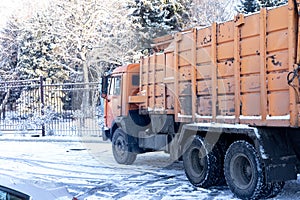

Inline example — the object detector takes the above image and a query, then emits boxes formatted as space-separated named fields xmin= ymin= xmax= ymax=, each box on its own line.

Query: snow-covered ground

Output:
xmin=0 ymin=135 xmax=299 ymax=200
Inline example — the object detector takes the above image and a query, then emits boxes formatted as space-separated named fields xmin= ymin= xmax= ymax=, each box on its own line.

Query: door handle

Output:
xmin=117 ymin=105 xmax=121 ymax=109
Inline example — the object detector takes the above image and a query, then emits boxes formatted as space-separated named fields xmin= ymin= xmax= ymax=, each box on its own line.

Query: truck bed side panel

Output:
xmin=139 ymin=3 xmax=299 ymax=127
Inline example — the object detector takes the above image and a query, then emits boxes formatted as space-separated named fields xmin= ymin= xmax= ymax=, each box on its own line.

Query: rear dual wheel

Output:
xmin=183 ymin=138 xmax=284 ymax=199
xmin=182 ymin=135 xmax=225 ymax=188
xmin=224 ymin=141 xmax=284 ymax=200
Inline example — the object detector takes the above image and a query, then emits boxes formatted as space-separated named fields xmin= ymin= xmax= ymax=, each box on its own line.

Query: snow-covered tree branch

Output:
xmin=1 ymin=0 xmax=138 ymax=84
xmin=187 ymin=0 xmax=238 ymax=27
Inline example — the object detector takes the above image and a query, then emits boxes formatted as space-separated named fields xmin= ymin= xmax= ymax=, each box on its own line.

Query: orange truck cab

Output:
xmin=101 ymin=64 xmax=140 ymax=129
xmin=101 ymin=64 xmax=150 ymax=142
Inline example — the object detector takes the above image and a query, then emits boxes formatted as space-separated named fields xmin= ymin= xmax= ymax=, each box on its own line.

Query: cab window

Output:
xmin=132 ymin=75 xmax=139 ymax=86
xmin=108 ymin=76 xmax=121 ymax=96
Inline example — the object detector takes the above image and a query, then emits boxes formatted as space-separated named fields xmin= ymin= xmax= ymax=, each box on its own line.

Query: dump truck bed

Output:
xmin=138 ymin=2 xmax=300 ymax=127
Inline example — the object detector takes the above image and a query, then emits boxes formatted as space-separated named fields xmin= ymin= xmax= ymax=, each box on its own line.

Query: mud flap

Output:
xmin=289 ymin=131 xmax=300 ymax=162
xmin=102 ymin=128 xmax=110 ymax=141
xmin=265 ymin=164 xmax=297 ymax=182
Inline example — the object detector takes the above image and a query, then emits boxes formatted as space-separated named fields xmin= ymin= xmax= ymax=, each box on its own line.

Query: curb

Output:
xmin=0 ymin=135 xmax=106 ymax=143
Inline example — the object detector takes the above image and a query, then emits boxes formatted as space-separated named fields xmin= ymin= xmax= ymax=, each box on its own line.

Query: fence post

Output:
xmin=40 ymin=76 xmax=45 ymax=136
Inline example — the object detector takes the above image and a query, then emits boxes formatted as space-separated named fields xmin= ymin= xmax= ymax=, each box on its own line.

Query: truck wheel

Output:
xmin=112 ymin=128 xmax=137 ymax=165
xmin=182 ymin=135 xmax=222 ymax=188
xmin=224 ymin=141 xmax=264 ymax=200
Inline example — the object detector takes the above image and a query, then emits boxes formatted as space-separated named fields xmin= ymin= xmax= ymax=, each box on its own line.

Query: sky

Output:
xmin=0 ymin=0 xmax=48 ymax=27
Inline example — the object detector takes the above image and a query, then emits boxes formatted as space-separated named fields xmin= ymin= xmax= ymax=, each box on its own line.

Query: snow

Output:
xmin=216 ymin=116 xmax=236 ymax=119
xmin=240 ymin=114 xmax=291 ymax=120
xmin=239 ymin=115 xmax=262 ymax=120
xmin=189 ymin=122 xmax=256 ymax=130
xmin=0 ymin=0 xmax=48 ymax=27
xmin=0 ymin=135 xmax=299 ymax=199
xmin=266 ymin=114 xmax=290 ymax=120
xmin=195 ymin=115 xmax=213 ymax=119
xmin=177 ymin=113 xmax=192 ymax=118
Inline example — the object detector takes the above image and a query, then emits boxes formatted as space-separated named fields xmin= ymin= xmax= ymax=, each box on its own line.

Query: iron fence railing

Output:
xmin=0 ymin=77 xmax=103 ymax=136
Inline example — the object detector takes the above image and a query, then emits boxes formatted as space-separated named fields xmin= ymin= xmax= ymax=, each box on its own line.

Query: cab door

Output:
xmin=106 ymin=75 xmax=122 ymax=127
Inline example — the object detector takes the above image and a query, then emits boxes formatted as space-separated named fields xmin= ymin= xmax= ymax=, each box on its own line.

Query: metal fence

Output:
xmin=0 ymin=77 xmax=103 ymax=136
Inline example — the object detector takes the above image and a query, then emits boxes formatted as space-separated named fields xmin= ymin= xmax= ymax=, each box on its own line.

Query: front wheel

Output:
xmin=112 ymin=128 xmax=137 ymax=165
xmin=224 ymin=141 xmax=264 ymax=200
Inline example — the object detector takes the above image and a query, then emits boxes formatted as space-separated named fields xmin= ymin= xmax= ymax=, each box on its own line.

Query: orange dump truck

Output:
xmin=101 ymin=0 xmax=300 ymax=199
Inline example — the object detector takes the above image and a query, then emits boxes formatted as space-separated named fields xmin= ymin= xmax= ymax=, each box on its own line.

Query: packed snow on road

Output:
xmin=0 ymin=135 xmax=299 ymax=200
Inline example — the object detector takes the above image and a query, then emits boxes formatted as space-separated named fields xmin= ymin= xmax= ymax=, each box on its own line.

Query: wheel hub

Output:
xmin=190 ymin=147 xmax=206 ymax=177
xmin=116 ymin=137 xmax=126 ymax=156
xmin=231 ymin=153 xmax=254 ymax=190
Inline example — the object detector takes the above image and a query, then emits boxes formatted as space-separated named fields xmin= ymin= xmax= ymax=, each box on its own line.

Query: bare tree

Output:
xmin=0 ymin=0 xmax=138 ymax=118
xmin=16 ymin=0 xmax=137 ymax=84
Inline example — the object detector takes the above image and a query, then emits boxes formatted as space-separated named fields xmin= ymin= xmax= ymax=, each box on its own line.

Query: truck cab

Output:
xmin=101 ymin=64 xmax=141 ymax=140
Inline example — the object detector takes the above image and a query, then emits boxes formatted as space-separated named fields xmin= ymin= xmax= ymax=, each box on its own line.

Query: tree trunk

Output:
xmin=0 ymin=89 xmax=10 ymax=119
xmin=82 ymin=57 xmax=91 ymax=118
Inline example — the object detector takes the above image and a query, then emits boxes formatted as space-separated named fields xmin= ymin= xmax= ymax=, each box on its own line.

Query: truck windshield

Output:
xmin=108 ymin=76 xmax=121 ymax=96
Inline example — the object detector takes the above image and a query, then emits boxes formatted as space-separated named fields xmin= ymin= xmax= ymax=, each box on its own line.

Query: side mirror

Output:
xmin=100 ymin=75 xmax=109 ymax=99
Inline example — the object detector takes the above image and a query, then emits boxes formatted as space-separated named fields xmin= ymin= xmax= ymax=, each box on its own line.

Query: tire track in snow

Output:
xmin=0 ymin=141 xmax=232 ymax=200
xmin=0 ymin=154 xmax=188 ymax=199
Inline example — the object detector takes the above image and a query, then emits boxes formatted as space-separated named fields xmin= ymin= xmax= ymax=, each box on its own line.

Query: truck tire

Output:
xmin=112 ymin=128 xmax=137 ymax=165
xmin=183 ymin=135 xmax=222 ymax=188
xmin=224 ymin=141 xmax=264 ymax=200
